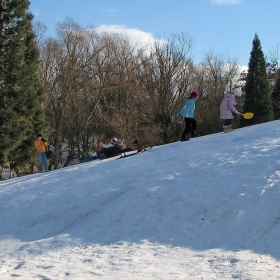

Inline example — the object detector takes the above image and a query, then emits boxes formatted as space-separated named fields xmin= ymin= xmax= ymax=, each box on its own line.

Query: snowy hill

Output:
xmin=1 ymin=121 xmax=280 ymax=279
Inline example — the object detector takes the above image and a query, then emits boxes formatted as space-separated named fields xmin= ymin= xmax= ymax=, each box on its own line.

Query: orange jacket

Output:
xmin=34 ymin=138 xmax=48 ymax=153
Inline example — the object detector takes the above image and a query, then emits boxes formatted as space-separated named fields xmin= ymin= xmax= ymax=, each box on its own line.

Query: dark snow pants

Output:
xmin=181 ymin=118 xmax=197 ymax=140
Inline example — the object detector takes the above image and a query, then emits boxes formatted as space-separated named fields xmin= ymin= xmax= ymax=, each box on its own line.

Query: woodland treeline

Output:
xmin=1 ymin=0 xmax=280 ymax=175
xmin=37 ymin=19 xmax=280 ymax=169
xmin=36 ymin=19 xmax=245 ymax=168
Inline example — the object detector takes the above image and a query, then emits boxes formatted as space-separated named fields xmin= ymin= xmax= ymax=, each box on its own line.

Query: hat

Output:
xmin=37 ymin=134 xmax=42 ymax=138
xmin=232 ymin=88 xmax=242 ymax=96
xmin=190 ymin=91 xmax=200 ymax=98
xmin=111 ymin=137 xmax=118 ymax=143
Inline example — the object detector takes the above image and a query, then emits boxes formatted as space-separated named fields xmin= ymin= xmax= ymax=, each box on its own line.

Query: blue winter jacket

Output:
xmin=179 ymin=98 xmax=196 ymax=118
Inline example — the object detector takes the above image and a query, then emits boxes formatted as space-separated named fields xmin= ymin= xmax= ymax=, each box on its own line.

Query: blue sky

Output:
xmin=29 ymin=0 xmax=280 ymax=66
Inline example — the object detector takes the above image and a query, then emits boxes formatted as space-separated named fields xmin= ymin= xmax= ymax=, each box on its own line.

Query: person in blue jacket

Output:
xmin=179 ymin=90 xmax=200 ymax=141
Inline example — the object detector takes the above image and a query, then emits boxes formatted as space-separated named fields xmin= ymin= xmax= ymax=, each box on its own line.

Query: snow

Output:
xmin=1 ymin=121 xmax=280 ymax=279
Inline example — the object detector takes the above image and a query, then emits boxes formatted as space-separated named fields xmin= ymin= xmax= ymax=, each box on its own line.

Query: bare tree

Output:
xmin=89 ymin=32 xmax=159 ymax=146
xmin=266 ymin=44 xmax=280 ymax=88
xmin=136 ymin=33 xmax=195 ymax=143
xmin=194 ymin=51 xmax=240 ymax=135
xmin=32 ymin=21 xmax=47 ymax=47
xmin=39 ymin=18 xmax=105 ymax=167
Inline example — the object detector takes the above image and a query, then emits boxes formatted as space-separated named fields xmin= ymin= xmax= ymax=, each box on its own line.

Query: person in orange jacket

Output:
xmin=34 ymin=134 xmax=49 ymax=172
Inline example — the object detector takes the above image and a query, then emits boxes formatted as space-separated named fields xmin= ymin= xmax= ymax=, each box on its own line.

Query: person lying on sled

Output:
xmin=81 ymin=137 xmax=125 ymax=162
xmin=97 ymin=137 xmax=125 ymax=159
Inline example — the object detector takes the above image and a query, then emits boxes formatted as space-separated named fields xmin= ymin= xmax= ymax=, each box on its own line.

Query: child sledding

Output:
xmin=80 ymin=138 xmax=150 ymax=163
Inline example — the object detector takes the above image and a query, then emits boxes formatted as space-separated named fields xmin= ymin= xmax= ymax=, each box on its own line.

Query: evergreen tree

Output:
xmin=241 ymin=34 xmax=274 ymax=127
xmin=271 ymin=75 xmax=280 ymax=120
xmin=0 ymin=0 xmax=47 ymax=168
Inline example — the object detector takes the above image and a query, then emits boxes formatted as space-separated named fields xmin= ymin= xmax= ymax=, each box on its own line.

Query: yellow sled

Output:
xmin=240 ymin=112 xmax=254 ymax=119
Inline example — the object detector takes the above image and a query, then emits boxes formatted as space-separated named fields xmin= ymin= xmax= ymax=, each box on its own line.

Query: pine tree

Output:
xmin=241 ymin=34 xmax=274 ymax=127
xmin=0 ymin=0 xmax=47 ymax=169
xmin=271 ymin=75 xmax=280 ymax=120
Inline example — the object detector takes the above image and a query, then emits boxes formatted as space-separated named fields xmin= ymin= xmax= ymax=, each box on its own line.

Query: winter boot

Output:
xmin=191 ymin=131 xmax=198 ymax=137
xmin=181 ymin=133 xmax=190 ymax=141
xmin=228 ymin=125 xmax=234 ymax=132
xmin=223 ymin=125 xmax=229 ymax=133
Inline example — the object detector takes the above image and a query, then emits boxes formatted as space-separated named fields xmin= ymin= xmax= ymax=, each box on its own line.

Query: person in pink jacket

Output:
xmin=220 ymin=88 xmax=242 ymax=132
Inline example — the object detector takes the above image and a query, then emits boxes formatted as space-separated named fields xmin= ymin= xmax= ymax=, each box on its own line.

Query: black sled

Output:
xmin=117 ymin=140 xmax=152 ymax=159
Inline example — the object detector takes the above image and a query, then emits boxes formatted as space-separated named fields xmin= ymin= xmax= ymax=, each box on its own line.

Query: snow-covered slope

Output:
xmin=1 ymin=121 xmax=280 ymax=279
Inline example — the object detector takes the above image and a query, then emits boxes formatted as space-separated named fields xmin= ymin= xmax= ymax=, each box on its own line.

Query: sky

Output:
xmin=28 ymin=0 xmax=280 ymax=67
xmin=1 ymin=120 xmax=280 ymax=279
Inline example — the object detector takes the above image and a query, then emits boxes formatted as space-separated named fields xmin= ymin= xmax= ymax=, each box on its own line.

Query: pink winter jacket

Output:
xmin=220 ymin=92 xmax=239 ymax=120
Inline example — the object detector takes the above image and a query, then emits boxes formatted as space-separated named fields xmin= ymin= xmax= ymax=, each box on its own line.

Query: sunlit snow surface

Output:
xmin=1 ymin=121 xmax=280 ymax=279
